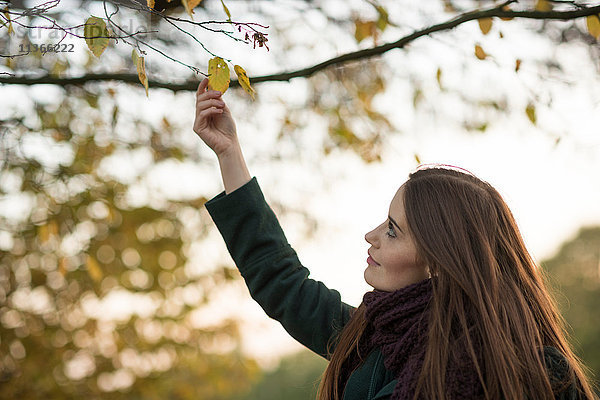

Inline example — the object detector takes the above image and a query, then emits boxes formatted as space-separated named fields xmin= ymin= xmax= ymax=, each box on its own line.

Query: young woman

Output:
xmin=193 ymin=78 xmax=597 ymax=400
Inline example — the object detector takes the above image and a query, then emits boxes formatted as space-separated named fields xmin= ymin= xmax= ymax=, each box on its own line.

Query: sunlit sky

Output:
xmin=2 ymin=0 xmax=600 ymax=370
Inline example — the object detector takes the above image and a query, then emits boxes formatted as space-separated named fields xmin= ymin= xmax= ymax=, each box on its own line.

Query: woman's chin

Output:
xmin=364 ymin=266 xmax=379 ymax=289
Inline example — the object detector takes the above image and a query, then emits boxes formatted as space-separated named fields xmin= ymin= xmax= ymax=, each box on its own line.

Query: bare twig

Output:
xmin=101 ymin=0 xmax=204 ymax=74
xmin=1 ymin=1 xmax=600 ymax=91
xmin=0 ymin=72 xmax=205 ymax=90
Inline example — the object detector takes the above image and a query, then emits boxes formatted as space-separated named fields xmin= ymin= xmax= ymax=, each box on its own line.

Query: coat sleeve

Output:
xmin=371 ymin=380 xmax=396 ymax=400
xmin=205 ymin=177 xmax=355 ymax=358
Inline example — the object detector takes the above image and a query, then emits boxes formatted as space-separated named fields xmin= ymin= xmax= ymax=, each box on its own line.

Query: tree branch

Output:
xmin=1 ymin=2 xmax=599 ymax=91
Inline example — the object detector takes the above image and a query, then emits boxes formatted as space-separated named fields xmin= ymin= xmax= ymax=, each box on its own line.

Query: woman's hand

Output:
xmin=193 ymin=78 xmax=238 ymax=157
xmin=193 ymin=78 xmax=251 ymax=194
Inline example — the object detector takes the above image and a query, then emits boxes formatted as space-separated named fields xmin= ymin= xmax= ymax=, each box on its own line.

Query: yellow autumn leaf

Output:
xmin=50 ymin=59 xmax=69 ymax=77
xmin=436 ymin=67 xmax=442 ymax=89
xmin=414 ymin=154 xmax=421 ymax=165
xmin=208 ymin=57 xmax=230 ymax=93
xmin=474 ymin=44 xmax=487 ymax=60
xmin=535 ymin=0 xmax=552 ymax=12
xmin=3 ymin=11 xmax=14 ymax=36
xmin=526 ymin=103 xmax=536 ymax=125
xmin=38 ymin=224 xmax=49 ymax=243
xmin=86 ymin=254 xmax=103 ymax=282
xmin=188 ymin=0 xmax=203 ymax=9
xmin=84 ymin=16 xmax=110 ymax=58
xmin=182 ymin=0 xmax=192 ymax=18
xmin=49 ymin=220 xmax=59 ymax=236
xmin=375 ymin=5 xmax=389 ymax=31
xmin=181 ymin=0 xmax=203 ymax=18
xmin=221 ymin=0 xmax=232 ymax=21
xmin=443 ymin=0 xmax=456 ymax=13
xmin=586 ymin=15 xmax=600 ymax=39
xmin=478 ymin=18 xmax=492 ymax=35
xmin=234 ymin=65 xmax=255 ymax=100
xmin=147 ymin=0 xmax=155 ymax=8
xmin=132 ymin=49 xmax=149 ymax=97
xmin=354 ymin=20 xmax=376 ymax=43
xmin=38 ymin=220 xmax=58 ymax=243
xmin=58 ymin=257 xmax=68 ymax=276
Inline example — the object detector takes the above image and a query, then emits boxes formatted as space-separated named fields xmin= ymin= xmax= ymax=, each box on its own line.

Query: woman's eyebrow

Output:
xmin=388 ymin=216 xmax=403 ymax=232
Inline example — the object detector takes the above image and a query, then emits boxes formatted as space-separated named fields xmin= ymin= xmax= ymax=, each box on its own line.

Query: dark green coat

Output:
xmin=205 ymin=178 xmax=581 ymax=400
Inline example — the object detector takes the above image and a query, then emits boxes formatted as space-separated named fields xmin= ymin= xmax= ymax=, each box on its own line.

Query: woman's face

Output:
xmin=364 ymin=185 xmax=429 ymax=292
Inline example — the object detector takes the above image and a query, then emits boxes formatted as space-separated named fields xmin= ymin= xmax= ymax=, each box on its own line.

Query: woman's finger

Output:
xmin=197 ymin=78 xmax=208 ymax=95
xmin=196 ymin=89 xmax=223 ymax=103
xmin=196 ymin=107 xmax=224 ymax=125
xmin=196 ymin=98 xmax=225 ymax=113
xmin=194 ymin=106 xmax=223 ymax=129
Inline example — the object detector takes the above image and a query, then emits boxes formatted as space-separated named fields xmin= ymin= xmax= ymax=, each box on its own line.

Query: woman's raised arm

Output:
xmin=193 ymin=78 xmax=250 ymax=194
xmin=194 ymin=79 xmax=354 ymax=357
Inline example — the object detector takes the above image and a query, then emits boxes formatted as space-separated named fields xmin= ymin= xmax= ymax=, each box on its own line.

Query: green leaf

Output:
xmin=84 ymin=16 xmax=109 ymax=58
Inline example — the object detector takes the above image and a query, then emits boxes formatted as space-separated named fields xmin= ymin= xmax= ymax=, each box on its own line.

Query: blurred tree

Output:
xmin=234 ymin=350 xmax=327 ymax=400
xmin=1 ymin=0 xmax=600 ymax=398
xmin=1 ymin=0 xmax=600 ymax=161
xmin=2 ymin=0 xmax=600 ymax=89
xmin=541 ymin=226 xmax=600 ymax=390
xmin=0 ymin=89 xmax=260 ymax=398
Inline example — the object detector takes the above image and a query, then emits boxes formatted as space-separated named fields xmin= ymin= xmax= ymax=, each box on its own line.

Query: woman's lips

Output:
xmin=367 ymin=255 xmax=380 ymax=266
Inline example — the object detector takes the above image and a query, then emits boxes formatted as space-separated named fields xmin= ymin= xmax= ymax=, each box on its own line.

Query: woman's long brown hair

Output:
xmin=317 ymin=166 xmax=596 ymax=400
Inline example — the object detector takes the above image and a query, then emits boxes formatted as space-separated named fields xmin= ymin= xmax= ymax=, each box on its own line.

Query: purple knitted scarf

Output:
xmin=342 ymin=278 xmax=484 ymax=400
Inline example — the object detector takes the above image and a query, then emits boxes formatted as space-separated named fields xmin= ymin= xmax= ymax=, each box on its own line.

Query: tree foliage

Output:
xmin=2 ymin=0 xmax=600 ymax=159
xmin=542 ymin=227 xmax=600 ymax=387
xmin=234 ymin=350 xmax=327 ymax=400
xmin=0 ymin=89 xmax=260 ymax=398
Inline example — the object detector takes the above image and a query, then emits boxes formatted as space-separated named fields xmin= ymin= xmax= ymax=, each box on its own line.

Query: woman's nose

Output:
xmin=365 ymin=226 xmax=378 ymax=246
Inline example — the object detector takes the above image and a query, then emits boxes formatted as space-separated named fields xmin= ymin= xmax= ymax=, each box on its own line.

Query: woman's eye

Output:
xmin=386 ymin=222 xmax=396 ymax=238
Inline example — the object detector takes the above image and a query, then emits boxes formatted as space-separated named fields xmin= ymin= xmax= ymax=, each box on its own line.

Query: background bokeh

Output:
xmin=1 ymin=0 xmax=599 ymax=398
